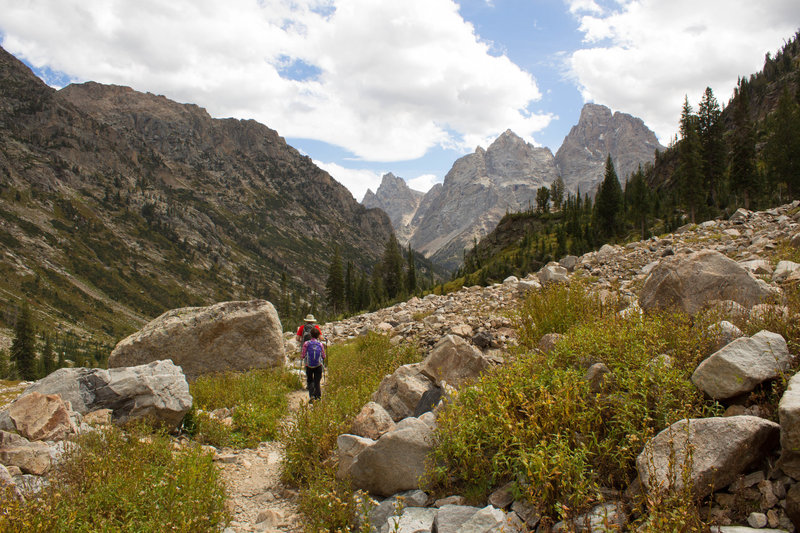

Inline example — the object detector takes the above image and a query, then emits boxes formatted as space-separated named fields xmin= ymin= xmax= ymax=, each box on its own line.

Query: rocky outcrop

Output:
xmin=7 ymin=392 xmax=76 ymax=442
xmin=362 ymin=173 xmax=424 ymax=245
xmin=419 ymin=334 xmax=491 ymax=388
xmin=555 ymin=103 xmax=663 ymax=195
xmin=371 ymin=364 xmax=437 ymax=422
xmin=109 ymin=300 xmax=284 ymax=380
xmin=408 ymin=130 xmax=559 ymax=270
xmin=21 ymin=360 xmax=191 ymax=428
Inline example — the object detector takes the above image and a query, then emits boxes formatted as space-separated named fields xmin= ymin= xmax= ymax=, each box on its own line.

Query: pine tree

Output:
xmin=325 ymin=247 xmax=345 ymax=315
xmin=536 ymin=186 xmax=550 ymax=213
xmin=730 ymin=89 xmax=758 ymax=209
xmin=405 ymin=244 xmax=417 ymax=295
xmin=594 ymin=155 xmax=623 ymax=239
xmin=697 ymin=87 xmax=725 ymax=208
xmin=40 ymin=335 xmax=56 ymax=377
xmin=550 ymin=177 xmax=565 ymax=211
xmin=10 ymin=302 xmax=37 ymax=380
xmin=677 ymin=96 xmax=704 ymax=222
xmin=344 ymin=261 xmax=355 ymax=313
xmin=382 ymin=234 xmax=405 ymax=300
xmin=765 ymin=87 xmax=800 ymax=199
xmin=626 ymin=166 xmax=651 ymax=240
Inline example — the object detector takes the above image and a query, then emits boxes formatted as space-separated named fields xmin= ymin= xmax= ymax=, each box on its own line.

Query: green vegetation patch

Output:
xmin=1 ymin=423 xmax=229 ymax=532
xmin=187 ymin=367 xmax=303 ymax=448
xmin=428 ymin=285 xmax=722 ymax=525
xmin=282 ymin=333 xmax=420 ymax=531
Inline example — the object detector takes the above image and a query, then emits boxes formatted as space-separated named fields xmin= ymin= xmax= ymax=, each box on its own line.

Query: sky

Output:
xmin=1 ymin=0 xmax=798 ymax=201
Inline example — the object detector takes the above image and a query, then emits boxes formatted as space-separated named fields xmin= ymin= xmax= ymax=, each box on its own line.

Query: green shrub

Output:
xmin=190 ymin=367 xmax=303 ymax=448
xmin=428 ymin=311 xmax=720 ymax=522
xmin=282 ymin=333 xmax=419 ymax=530
xmin=0 ymin=422 xmax=228 ymax=532
xmin=513 ymin=282 xmax=609 ymax=348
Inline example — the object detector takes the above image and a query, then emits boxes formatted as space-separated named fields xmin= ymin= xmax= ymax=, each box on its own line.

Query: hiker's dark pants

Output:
xmin=306 ymin=365 xmax=323 ymax=400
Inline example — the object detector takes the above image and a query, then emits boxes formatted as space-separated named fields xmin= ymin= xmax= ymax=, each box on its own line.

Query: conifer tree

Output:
xmin=536 ymin=186 xmax=550 ymax=213
xmin=730 ymin=89 xmax=758 ymax=209
xmin=626 ymin=166 xmax=651 ymax=240
xmin=344 ymin=261 xmax=355 ymax=312
xmin=594 ymin=155 xmax=623 ymax=239
xmin=40 ymin=336 xmax=56 ymax=377
xmin=382 ymin=234 xmax=405 ymax=300
xmin=10 ymin=302 xmax=37 ymax=380
xmin=677 ymin=96 xmax=704 ymax=222
xmin=405 ymin=244 xmax=417 ymax=295
xmin=697 ymin=87 xmax=725 ymax=208
xmin=765 ymin=87 xmax=800 ymax=199
xmin=325 ymin=247 xmax=345 ymax=315
xmin=550 ymin=177 xmax=565 ymax=211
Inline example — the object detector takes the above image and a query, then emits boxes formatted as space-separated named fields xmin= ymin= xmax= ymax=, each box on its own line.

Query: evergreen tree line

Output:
xmin=1 ymin=302 xmax=112 ymax=381
xmin=323 ymin=234 xmax=435 ymax=319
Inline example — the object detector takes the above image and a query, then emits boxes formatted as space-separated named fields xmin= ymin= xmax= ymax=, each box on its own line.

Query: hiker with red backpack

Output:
xmin=297 ymin=315 xmax=326 ymax=401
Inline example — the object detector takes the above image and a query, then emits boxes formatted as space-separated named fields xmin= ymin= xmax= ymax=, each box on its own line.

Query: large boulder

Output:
xmin=636 ymin=416 xmax=780 ymax=499
xmin=420 ymin=335 xmax=491 ymax=388
xmin=336 ymin=434 xmax=375 ymax=480
xmin=538 ymin=262 xmax=569 ymax=284
xmin=691 ymin=331 xmax=792 ymax=400
xmin=22 ymin=360 xmax=191 ymax=429
xmin=778 ymin=372 xmax=800 ymax=478
xmin=7 ymin=392 xmax=76 ymax=442
xmin=372 ymin=364 xmax=436 ymax=422
xmin=108 ymin=300 xmax=284 ymax=380
xmin=639 ymin=250 xmax=774 ymax=315
xmin=0 ymin=431 xmax=51 ymax=475
xmin=349 ymin=417 xmax=434 ymax=497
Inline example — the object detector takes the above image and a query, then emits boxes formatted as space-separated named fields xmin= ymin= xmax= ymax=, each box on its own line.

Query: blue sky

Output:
xmin=1 ymin=0 xmax=798 ymax=200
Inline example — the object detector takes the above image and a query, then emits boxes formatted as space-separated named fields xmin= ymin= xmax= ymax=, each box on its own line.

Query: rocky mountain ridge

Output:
xmin=366 ymin=105 xmax=663 ymax=271
xmin=0 ymin=45 xmax=393 ymax=344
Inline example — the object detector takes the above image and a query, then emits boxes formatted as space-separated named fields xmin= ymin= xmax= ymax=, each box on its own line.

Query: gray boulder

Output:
xmin=349 ymin=417 xmax=434 ymax=497
xmin=538 ymin=262 xmax=569 ymax=284
xmin=109 ymin=299 xmax=284 ymax=380
xmin=553 ymin=502 xmax=626 ymax=532
xmin=23 ymin=360 xmax=192 ymax=429
xmin=708 ymin=321 xmax=744 ymax=352
xmin=336 ymin=434 xmax=374 ymax=480
xmin=457 ymin=505 xmax=525 ymax=532
xmin=778 ymin=372 xmax=800 ymax=478
xmin=383 ymin=507 xmax=438 ymax=533
xmin=773 ymin=260 xmax=800 ymax=282
xmin=637 ymin=416 xmax=780 ymax=499
xmin=639 ymin=250 xmax=774 ymax=315
xmin=372 ymin=364 xmax=436 ymax=422
xmin=691 ymin=331 xmax=792 ymax=400
xmin=420 ymin=335 xmax=490 ymax=388
xmin=434 ymin=505 xmax=482 ymax=533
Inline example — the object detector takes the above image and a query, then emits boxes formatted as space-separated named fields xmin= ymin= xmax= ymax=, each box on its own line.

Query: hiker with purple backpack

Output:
xmin=298 ymin=315 xmax=326 ymax=401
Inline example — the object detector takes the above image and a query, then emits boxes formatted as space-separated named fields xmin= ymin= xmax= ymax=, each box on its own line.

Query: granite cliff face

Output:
xmin=0 ymin=46 xmax=392 ymax=342
xmin=555 ymin=103 xmax=664 ymax=195
xmin=408 ymin=130 xmax=559 ymax=270
xmin=362 ymin=173 xmax=424 ymax=245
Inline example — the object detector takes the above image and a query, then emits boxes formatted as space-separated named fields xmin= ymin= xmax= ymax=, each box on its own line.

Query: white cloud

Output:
xmin=567 ymin=0 xmax=800 ymax=144
xmin=313 ymin=160 xmax=382 ymax=202
xmin=0 ymin=0 xmax=549 ymax=162
xmin=407 ymin=174 xmax=441 ymax=193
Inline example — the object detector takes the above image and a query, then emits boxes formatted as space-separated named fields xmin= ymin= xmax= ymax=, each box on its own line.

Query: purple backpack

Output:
xmin=305 ymin=339 xmax=324 ymax=368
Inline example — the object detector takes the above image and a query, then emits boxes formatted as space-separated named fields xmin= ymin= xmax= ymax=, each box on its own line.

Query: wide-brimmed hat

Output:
xmin=304 ymin=314 xmax=316 ymax=323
